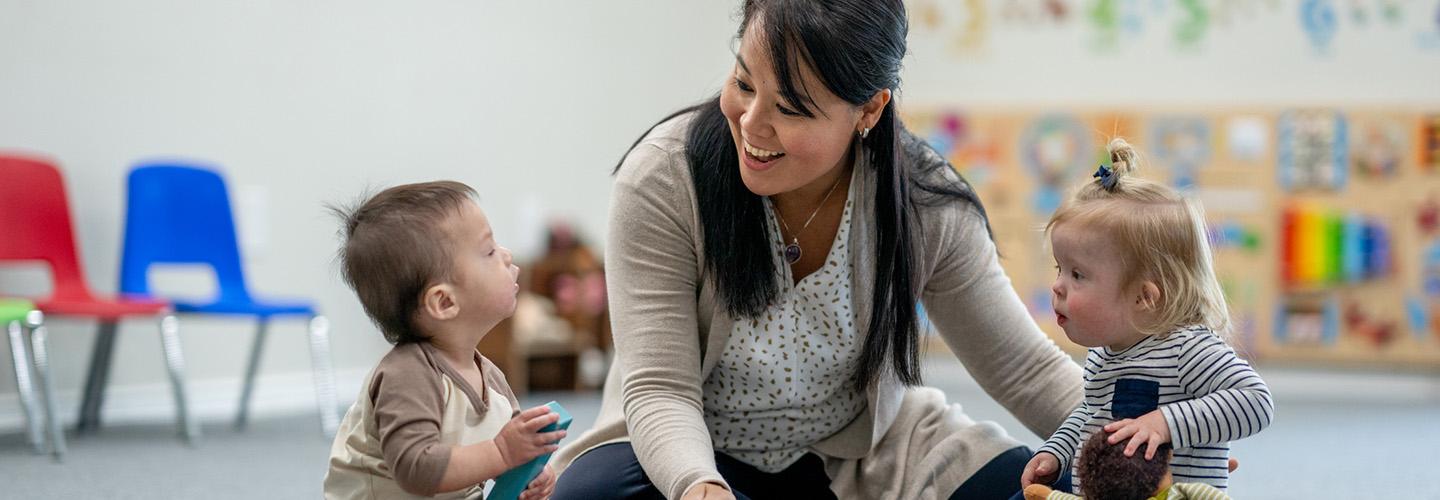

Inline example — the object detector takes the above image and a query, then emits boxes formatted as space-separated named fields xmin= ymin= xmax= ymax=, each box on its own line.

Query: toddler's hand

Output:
xmin=494 ymin=405 xmax=567 ymax=469
xmin=519 ymin=465 xmax=556 ymax=500
xmin=1020 ymin=451 xmax=1060 ymax=488
xmin=1104 ymin=410 xmax=1171 ymax=460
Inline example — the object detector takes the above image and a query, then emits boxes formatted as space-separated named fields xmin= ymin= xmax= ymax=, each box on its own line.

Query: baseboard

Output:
xmin=0 ymin=368 xmax=370 ymax=433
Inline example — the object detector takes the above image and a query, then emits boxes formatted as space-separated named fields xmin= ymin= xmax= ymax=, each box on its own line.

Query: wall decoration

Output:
xmin=1421 ymin=115 xmax=1440 ymax=172
xmin=1351 ymin=117 xmax=1406 ymax=179
xmin=1275 ymin=298 xmax=1340 ymax=345
xmin=1175 ymin=0 xmax=1211 ymax=46
xmin=1418 ymin=195 xmax=1439 ymax=235
xmin=1227 ymin=115 xmax=1270 ymax=163
xmin=1278 ymin=110 xmax=1348 ymax=191
xmin=914 ymin=110 xmax=1003 ymax=189
xmin=1149 ymin=116 xmax=1212 ymax=188
xmin=1344 ymin=302 xmax=1398 ymax=346
xmin=1210 ymin=221 xmax=1264 ymax=252
xmin=1281 ymin=204 xmax=1391 ymax=288
xmin=1020 ymin=114 xmax=1092 ymax=213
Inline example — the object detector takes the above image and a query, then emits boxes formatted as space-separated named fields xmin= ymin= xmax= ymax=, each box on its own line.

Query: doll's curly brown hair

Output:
xmin=1077 ymin=429 xmax=1173 ymax=500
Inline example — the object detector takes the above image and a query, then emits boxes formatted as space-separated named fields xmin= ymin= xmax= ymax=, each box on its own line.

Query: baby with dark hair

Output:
xmin=323 ymin=181 xmax=563 ymax=500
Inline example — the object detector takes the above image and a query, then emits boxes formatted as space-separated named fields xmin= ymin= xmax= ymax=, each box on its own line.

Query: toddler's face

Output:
xmin=1049 ymin=223 xmax=1143 ymax=350
xmin=445 ymin=201 xmax=520 ymax=325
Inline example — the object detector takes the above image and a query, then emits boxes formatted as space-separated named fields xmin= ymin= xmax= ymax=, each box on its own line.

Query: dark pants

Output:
xmin=552 ymin=442 xmax=835 ymax=500
xmin=552 ymin=443 xmax=1065 ymax=500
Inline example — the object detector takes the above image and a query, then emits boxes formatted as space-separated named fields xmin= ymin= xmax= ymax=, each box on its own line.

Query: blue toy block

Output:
xmin=489 ymin=402 xmax=571 ymax=500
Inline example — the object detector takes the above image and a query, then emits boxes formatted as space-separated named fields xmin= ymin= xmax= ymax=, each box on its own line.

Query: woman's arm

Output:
xmin=607 ymin=142 xmax=730 ymax=499
xmin=921 ymin=203 xmax=1084 ymax=438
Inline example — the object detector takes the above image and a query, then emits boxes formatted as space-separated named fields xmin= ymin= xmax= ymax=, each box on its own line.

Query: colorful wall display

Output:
xmin=906 ymin=106 xmax=1440 ymax=368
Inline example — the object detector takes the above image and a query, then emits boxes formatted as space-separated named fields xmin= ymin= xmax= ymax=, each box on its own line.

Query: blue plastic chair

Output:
xmin=119 ymin=162 xmax=339 ymax=436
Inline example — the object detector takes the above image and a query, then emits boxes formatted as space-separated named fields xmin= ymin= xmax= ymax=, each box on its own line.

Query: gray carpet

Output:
xmin=2 ymin=358 xmax=1436 ymax=499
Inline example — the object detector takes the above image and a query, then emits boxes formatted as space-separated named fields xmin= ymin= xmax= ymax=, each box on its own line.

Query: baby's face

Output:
xmin=444 ymin=201 xmax=520 ymax=325
xmin=1049 ymin=223 xmax=1143 ymax=350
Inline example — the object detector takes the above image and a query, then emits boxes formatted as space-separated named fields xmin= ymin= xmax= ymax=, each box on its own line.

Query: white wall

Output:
xmin=901 ymin=0 xmax=1440 ymax=108
xmin=0 ymin=0 xmax=738 ymax=421
xmin=1 ymin=0 xmax=1436 ymax=424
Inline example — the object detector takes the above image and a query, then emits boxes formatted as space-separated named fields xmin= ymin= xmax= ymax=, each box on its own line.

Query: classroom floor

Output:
xmin=1 ymin=356 xmax=1436 ymax=499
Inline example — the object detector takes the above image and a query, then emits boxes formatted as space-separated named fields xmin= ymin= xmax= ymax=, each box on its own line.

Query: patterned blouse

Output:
xmin=701 ymin=174 xmax=866 ymax=473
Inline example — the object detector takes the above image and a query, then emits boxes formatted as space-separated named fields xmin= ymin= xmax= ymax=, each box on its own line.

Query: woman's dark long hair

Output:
xmin=615 ymin=0 xmax=988 ymax=388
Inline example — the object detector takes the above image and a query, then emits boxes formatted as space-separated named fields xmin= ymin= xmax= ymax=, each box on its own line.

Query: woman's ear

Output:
xmin=857 ymin=88 xmax=892 ymax=133
xmin=420 ymin=283 xmax=460 ymax=321
xmin=1135 ymin=281 xmax=1161 ymax=311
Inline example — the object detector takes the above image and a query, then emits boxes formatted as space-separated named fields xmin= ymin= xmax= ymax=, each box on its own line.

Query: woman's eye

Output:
xmin=734 ymin=78 xmax=754 ymax=93
xmin=777 ymin=105 xmax=801 ymax=117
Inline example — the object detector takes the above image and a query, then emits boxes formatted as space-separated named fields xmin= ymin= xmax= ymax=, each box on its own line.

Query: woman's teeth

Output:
xmin=744 ymin=142 xmax=785 ymax=159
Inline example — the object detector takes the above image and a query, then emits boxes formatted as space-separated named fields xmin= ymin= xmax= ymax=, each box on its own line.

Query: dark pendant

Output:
xmin=784 ymin=241 xmax=802 ymax=264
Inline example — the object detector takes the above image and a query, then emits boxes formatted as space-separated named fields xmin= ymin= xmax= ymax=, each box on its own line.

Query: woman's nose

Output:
xmin=740 ymin=100 xmax=774 ymax=139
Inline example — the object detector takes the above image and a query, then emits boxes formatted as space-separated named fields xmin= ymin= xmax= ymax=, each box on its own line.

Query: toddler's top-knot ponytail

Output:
xmin=1094 ymin=138 xmax=1140 ymax=192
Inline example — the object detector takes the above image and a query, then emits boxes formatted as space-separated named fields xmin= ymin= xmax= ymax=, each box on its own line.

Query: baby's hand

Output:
xmin=493 ymin=405 xmax=567 ymax=469
xmin=1103 ymin=410 xmax=1171 ymax=460
xmin=519 ymin=465 xmax=556 ymax=500
xmin=1020 ymin=451 xmax=1060 ymax=488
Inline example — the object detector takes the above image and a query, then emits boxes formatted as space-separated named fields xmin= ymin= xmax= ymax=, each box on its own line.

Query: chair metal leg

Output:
xmin=306 ymin=315 xmax=340 ymax=437
xmin=77 ymin=321 xmax=119 ymax=434
xmin=6 ymin=319 xmax=43 ymax=453
xmin=157 ymin=315 xmax=199 ymax=444
xmin=234 ymin=319 xmax=270 ymax=431
xmin=26 ymin=311 xmax=65 ymax=461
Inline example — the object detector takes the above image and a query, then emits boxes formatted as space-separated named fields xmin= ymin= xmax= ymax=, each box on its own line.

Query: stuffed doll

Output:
xmin=1023 ymin=430 xmax=1231 ymax=500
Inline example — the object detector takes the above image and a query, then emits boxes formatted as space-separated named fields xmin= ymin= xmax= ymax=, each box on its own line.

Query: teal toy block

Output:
xmin=488 ymin=401 xmax=571 ymax=500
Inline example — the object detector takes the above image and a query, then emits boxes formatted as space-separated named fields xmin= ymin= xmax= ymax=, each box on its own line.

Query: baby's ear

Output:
xmin=420 ymin=283 xmax=460 ymax=321
xmin=1135 ymin=281 xmax=1161 ymax=310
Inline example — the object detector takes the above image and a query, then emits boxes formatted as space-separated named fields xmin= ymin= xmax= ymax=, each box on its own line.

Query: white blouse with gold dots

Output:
xmin=701 ymin=179 xmax=866 ymax=473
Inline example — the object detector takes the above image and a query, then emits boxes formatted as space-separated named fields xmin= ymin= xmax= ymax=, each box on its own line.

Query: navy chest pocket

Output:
xmin=1111 ymin=378 xmax=1160 ymax=420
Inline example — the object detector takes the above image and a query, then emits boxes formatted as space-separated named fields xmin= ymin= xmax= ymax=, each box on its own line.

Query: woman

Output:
xmin=552 ymin=1 xmax=1083 ymax=498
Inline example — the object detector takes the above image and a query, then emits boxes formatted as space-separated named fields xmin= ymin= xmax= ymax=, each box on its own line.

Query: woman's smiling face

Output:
xmin=718 ymin=19 xmax=871 ymax=198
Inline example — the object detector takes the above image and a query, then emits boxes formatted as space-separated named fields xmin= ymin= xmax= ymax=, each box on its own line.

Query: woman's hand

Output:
xmin=681 ymin=482 xmax=735 ymax=500
xmin=1019 ymin=451 xmax=1060 ymax=488
xmin=1103 ymin=410 xmax=1171 ymax=460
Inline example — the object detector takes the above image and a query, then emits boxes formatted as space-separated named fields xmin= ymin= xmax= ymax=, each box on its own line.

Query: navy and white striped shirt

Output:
xmin=1037 ymin=325 xmax=1274 ymax=491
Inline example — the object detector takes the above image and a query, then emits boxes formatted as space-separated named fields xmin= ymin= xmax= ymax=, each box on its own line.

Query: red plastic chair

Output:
xmin=0 ymin=153 xmax=198 ymax=446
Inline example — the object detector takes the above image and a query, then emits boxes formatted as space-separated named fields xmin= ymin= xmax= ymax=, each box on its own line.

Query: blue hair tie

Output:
xmin=1093 ymin=163 xmax=1119 ymax=191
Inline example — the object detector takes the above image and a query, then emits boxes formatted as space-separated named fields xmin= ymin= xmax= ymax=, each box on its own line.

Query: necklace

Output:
xmin=775 ymin=172 xmax=845 ymax=265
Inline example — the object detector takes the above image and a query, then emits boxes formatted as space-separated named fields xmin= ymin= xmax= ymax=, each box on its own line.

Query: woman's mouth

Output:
xmin=742 ymin=141 xmax=785 ymax=171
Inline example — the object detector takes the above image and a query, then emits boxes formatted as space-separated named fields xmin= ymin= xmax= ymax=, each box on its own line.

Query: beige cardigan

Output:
xmin=554 ymin=113 xmax=1083 ymax=499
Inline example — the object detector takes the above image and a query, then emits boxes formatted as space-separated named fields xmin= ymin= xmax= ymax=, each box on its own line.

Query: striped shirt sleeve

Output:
xmin=1037 ymin=352 xmax=1098 ymax=470
xmin=1160 ymin=333 xmax=1275 ymax=449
